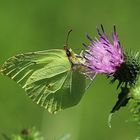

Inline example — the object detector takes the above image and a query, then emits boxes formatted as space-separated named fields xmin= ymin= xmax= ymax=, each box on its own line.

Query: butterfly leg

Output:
xmin=85 ymin=72 xmax=97 ymax=91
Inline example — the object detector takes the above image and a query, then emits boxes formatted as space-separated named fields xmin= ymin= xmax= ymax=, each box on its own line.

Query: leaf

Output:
xmin=58 ymin=134 xmax=71 ymax=140
xmin=130 ymin=74 xmax=140 ymax=100
xmin=135 ymin=137 xmax=140 ymax=140
xmin=129 ymin=99 xmax=140 ymax=124
xmin=111 ymin=86 xmax=130 ymax=113
xmin=0 ymin=49 xmax=86 ymax=114
xmin=2 ymin=133 xmax=11 ymax=140
xmin=10 ymin=127 xmax=44 ymax=140
xmin=108 ymin=86 xmax=130 ymax=128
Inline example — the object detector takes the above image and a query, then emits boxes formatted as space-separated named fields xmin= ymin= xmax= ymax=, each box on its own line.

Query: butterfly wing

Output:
xmin=0 ymin=49 xmax=85 ymax=113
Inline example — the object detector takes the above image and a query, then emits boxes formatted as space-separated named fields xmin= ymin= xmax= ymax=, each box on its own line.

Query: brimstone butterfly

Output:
xmin=0 ymin=30 xmax=86 ymax=114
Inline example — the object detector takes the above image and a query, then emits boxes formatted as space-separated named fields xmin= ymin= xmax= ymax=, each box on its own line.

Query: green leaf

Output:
xmin=2 ymin=133 xmax=11 ymax=140
xmin=10 ymin=127 xmax=44 ymax=140
xmin=108 ymin=87 xmax=130 ymax=128
xmin=57 ymin=134 xmax=71 ymax=140
xmin=131 ymin=74 xmax=140 ymax=100
xmin=111 ymin=87 xmax=130 ymax=113
xmin=0 ymin=49 xmax=86 ymax=113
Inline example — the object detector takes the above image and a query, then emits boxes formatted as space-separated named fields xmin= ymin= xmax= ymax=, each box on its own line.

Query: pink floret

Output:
xmin=84 ymin=25 xmax=124 ymax=74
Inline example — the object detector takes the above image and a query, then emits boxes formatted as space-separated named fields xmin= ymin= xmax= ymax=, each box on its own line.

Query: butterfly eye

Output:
xmin=64 ymin=45 xmax=71 ymax=57
xmin=66 ymin=48 xmax=71 ymax=57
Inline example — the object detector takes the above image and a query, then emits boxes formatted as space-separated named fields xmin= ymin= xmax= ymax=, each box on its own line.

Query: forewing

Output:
xmin=1 ymin=49 xmax=86 ymax=113
xmin=0 ymin=49 xmax=72 ymax=113
xmin=1 ymin=49 xmax=70 ymax=84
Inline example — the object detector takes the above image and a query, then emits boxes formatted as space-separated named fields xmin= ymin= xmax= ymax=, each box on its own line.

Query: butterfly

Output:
xmin=0 ymin=30 xmax=86 ymax=114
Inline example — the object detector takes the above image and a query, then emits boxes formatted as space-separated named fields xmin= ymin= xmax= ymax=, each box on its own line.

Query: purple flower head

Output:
xmin=83 ymin=25 xmax=124 ymax=75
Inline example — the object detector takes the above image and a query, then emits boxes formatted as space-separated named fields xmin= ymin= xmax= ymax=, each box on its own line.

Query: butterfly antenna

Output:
xmin=64 ymin=29 xmax=73 ymax=48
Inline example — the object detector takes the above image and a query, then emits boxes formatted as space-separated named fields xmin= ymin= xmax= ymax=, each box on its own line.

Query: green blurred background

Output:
xmin=0 ymin=0 xmax=140 ymax=139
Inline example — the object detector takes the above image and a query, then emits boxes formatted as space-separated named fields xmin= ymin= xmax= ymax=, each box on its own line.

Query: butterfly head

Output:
xmin=64 ymin=29 xmax=75 ymax=58
xmin=64 ymin=29 xmax=84 ymax=66
xmin=64 ymin=46 xmax=72 ymax=57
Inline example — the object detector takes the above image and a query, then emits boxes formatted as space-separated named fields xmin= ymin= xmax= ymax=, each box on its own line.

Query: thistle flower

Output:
xmin=82 ymin=25 xmax=140 ymax=125
xmin=83 ymin=25 xmax=124 ymax=76
xmin=83 ymin=25 xmax=140 ymax=89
